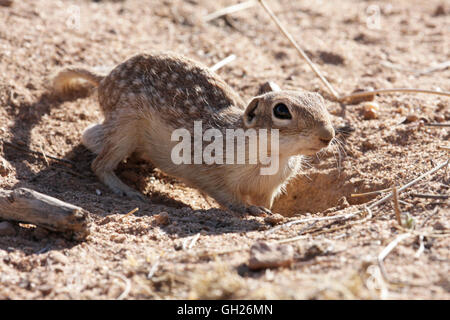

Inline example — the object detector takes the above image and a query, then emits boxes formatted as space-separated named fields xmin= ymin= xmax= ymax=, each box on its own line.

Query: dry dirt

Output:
xmin=0 ymin=0 xmax=449 ymax=299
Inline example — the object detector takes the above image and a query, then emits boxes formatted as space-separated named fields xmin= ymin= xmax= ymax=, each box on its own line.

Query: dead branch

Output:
xmin=0 ymin=188 xmax=91 ymax=240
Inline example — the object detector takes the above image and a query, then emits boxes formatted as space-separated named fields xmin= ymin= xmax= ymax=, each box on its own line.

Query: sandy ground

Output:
xmin=0 ymin=0 xmax=449 ymax=299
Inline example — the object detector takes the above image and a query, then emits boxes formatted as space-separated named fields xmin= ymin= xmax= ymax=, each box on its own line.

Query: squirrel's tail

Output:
xmin=51 ymin=67 xmax=105 ymax=96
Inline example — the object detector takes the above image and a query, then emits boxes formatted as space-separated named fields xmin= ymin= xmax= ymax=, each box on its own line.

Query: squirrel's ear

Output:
xmin=243 ymin=97 xmax=260 ymax=128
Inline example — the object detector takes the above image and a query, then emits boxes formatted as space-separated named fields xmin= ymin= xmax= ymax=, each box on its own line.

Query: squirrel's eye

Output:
xmin=273 ymin=103 xmax=291 ymax=119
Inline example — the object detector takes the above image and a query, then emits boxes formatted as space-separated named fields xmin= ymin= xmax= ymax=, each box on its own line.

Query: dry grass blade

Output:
xmin=392 ymin=185 xmax=402 ymax=226
xmin=426 ymin=123 xmax=450 ymax=127
xmin=257 ymin=0 xmax=340 ymax=100
xmin=204 ymin=0 xmax=256 ymax=22
xmin=410 ymin=193 xmax=448 ymax=200
xmin=415 ymin=60 xmax=450 ymax=76
xmin=377 ymin=233 xmax=411 ymax=285
xmin=124 ymin=207 xmax=139 ymax=217
xmin=351 ymin=188 xmax=391 ymax=198
xmin=210 ymin=54 xmax=236 ymax=72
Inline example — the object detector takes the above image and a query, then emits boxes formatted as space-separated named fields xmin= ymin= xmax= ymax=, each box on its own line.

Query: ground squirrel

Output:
xmin=52 ymin=52 xmax=335 ymax=215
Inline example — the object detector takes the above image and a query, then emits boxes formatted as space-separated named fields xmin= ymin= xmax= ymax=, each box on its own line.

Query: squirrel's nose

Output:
xmin=318 ymin=125 xmax=335 ymax=145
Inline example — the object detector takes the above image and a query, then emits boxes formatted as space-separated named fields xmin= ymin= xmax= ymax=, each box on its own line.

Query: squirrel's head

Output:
xmin=242 ymin=90 xmax=335 ymax=156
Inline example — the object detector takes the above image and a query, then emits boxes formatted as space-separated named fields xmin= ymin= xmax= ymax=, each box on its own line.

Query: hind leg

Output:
xmin=91 ymin=120 xmax=146 ymax=201
xmin=82 ymin=123 xmax=105 ymax=154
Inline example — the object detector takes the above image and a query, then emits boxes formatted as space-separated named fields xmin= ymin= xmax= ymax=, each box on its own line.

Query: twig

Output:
xmin=425 ymin=123 xmax=450 ymax=127
xmin=414 ymin=235 xmax=425 ymax=258
xmin=210 ymin=54 xmax=236 ymax=72
xmin=339 ymin=88 xmax=450 ymax=103
xmin=351 ymin=188 xmax=390 ymax=198
xmin=112 ymin=273 xmax=131 ymax=300
xmin=392 ymin=185 xmax=402 ymax=226
xmin=381 ymin=60 xmax=450 ymax=76
xmin=39 ymin=143 xmax=49 ymax=166
xmin=204 ymin=0 xmax=256 ymax=22
xmin=415 ymin=60 xmax=450 ymax=76
xmin=257 ymin=0 xmax=340 ymax=100
xmin=124 ymin=207 xmax=139 ymax=217
xmin=438 ymin=146 xmax=450 ymax=151
xmin=182 ymin=233 xmax=201 ymax=250
xmin=188 ymin=233 xmax=200 ymax=249
xmin=377 ymin=233 xmax=411 ymax=285
xmin=410 ymin=193 xmax=448 ymax=200
xmin=147 ymin=260 xmax=161 ymax=280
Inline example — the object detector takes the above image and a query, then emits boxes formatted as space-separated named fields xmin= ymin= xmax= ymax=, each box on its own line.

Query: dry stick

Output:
xmin=204 ymin=0 xmax=256 ymax=22
xmin=111 ymin=272 xmax=131 ymax=300
xmin=426 ymin=123 xmax=450 ymax=127
xmin=351 ymin=187 xmax=391 ymax=198
xmin=415 ymin=60 xmax=450 ymax=76
xmin=39 ymin=143 xmax=49 ymax=167
xmin=257 ymin=0 xmax=340 ymax=100
xmin=267 ymin=160 xmax=449 ymax=235
xmin=210 ymin=54 xmax=236 ymax=72
xmin=377 ymin=233 xmax=412 ymax=285
xmin=392 ymin=185 xmax=402 ymax=226
xmin=124 ymin=207 xmax=139 ymax=217
xmin=0 ymin=187 xmax=91 ymax=240
xmin=438 ymin=146 xmax=450 ymax=151
xmin=410 ymin=193 xmax=449 ymax=200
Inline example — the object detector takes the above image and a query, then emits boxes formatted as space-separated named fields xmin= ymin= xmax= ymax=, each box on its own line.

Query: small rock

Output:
xmin=110 ymin=234 xmax=126 ymax=243
xmin=0 ymin=155 xmax=12 ymax=177
xmin=38 ymin=284 xmax=53 ymax=296
xmin=336 ymin=196 xmax=350 ymax=209
xmin=0 ymin=221 xmax=16 ymax=237
xmin=0 ymin=0 xmax=13 ymax=7
xmin=433 ymin=4 xmax=446 ymax=16
xmin=362 ymin=102 xmax=379 ymax=120
xmin=248 ymin=241 xmax=294 ymax=270
xmin=433 ymin=221 xmax=447 ymax=231
xmin=404 ymin=114 xmax=419 ymax=123
xmin=304 ymin=244 xmax=326 ymax=259
xmin=48 ymin=251 xmax=69 ymax=265
xmin=264 ymin=213 xmax=285 ymax=226
xmin=154 ymin=211 xmax=170 ymax=226
xmin=434 ymin=114 xmax=445 ymax=123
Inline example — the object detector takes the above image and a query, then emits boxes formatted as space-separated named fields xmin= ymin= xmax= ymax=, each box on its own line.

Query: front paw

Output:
xmin=228 ymin=204 xmax=272 ymax=217
xmin=247 ymin=205 xmax=272 ymax=217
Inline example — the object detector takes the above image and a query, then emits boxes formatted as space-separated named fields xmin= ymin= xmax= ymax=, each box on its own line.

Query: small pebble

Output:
xmin=264 ymin=213 xmax=285 ymax=226
xmin=154 ymin=211 xmax=170 ymax=226
xmin=433 ymin=221 xmax=446 ymax=231
xmin=110 ymin=234 xmax=126 ymax=243
xmin=248 ymin=241 xmax=294 ymax=270
xmin=48 ymin=251 xmax=69 ymax=265
xmin=362 ymin=102 xmax=379 ymax=120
